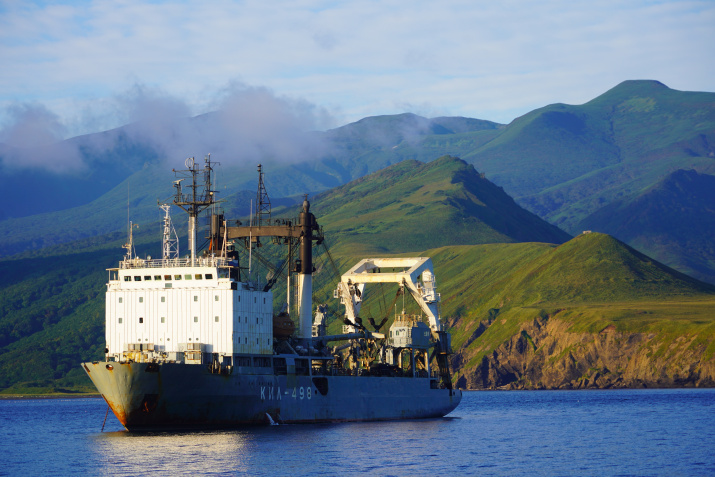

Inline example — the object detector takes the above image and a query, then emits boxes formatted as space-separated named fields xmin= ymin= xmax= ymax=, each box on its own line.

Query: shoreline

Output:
xmin=0 ymin=393 xmax=102 ymax=400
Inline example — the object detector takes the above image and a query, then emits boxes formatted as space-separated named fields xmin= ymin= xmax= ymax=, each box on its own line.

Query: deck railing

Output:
xmin=118 ymin=256 xmax=233 ymax=270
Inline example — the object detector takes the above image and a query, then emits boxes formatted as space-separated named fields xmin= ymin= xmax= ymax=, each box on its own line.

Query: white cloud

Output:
xmin=0 ymin=0 xmax=713 ymax=136
xmin=0 ymin=81 xmax=334 ymax=172
xmin=0 ymin=102 xmax=84 ymax=172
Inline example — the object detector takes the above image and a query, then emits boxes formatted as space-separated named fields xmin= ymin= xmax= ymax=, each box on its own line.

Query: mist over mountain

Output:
xmin=1 ymin=79 xmax=714 ymax=284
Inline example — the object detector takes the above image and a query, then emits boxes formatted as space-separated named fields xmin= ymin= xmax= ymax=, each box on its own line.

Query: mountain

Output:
xmin=1 ymin=158 xmax=713 ymax=393
xmin=464 ymin=80 xmax=715 ymax=225
xmin=310 ymin=155 xmax=570 ymax=255
xmin=460 ymin=80 xmax=715 ymax=282
xmin=0 ymin=155 xmax=565 ymax=393
xmin=3 ymin=80 xmax=715 ymax=392
xmin=578 ymin=169 xmax=715 ymax=283
xmin=0 ymin=113 xmax=503 ymax=257
xmin=3 ymin=81 xmax=714 ymax=285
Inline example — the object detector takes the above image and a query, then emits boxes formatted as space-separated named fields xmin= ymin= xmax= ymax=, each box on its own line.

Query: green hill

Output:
xmin=3 ymin=81 xmax=715 ymax=392
xmin=311 ymin=155 xmax=570 ymax=255
xmin=0 ymin=155 xmax=567 ymax=393
xmin=461 ymin=79 xmax=715 ymax=283
xmin=426 ymin=233 xmax=715 ymax=389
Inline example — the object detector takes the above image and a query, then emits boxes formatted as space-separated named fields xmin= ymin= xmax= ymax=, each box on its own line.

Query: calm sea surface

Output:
xmin=1 ymin=389 xmax=714 ymax=476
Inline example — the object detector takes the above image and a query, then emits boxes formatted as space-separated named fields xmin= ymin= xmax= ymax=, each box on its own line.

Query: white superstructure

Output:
xmin=105 ymin=257 xmax=273 ymax=363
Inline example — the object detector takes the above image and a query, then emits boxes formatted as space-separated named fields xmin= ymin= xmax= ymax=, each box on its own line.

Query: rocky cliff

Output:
xmin=453 ymin=313 xmax=715 ymax=390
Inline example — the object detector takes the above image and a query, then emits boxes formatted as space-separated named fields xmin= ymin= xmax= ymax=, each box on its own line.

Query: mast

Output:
xmin=297 ymin=195 xmax=314 ymax=339
xmin=255 ymin=164 xmax=271 ymax=226
xmin=172 ymin=155 xmax=219 ymax=265
xmin=160 ymin=204 xmax=179 ymax=260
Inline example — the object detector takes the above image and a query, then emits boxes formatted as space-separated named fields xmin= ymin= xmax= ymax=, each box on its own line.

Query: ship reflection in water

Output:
xmin=90 ymin=418 xmax=457 ymax=476
xmin=93 ymin=430 xmax=255 ymax=474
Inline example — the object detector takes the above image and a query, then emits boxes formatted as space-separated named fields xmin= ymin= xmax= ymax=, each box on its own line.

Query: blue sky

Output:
xmin=1 ymin=0 xmax=714 ymax=140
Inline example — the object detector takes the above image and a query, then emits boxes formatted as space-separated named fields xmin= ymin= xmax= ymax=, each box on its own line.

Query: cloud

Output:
xmin=0 ymin=80 xmax=336 ymax=174
xmin=113 ymin=81 xmax=335 ymax=168
xmin=0 ymin=103 xmax=84 ymax=172
xmin=1 ymin=1 xmax=713 ymax=147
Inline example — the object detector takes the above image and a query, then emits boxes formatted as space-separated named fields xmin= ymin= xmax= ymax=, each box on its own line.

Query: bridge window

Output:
xmin=134 ymin=276 xmax=141 ymax=281
xmin=195 ymin=274 xmax=203 ymax=280
xmin=124 ymin=276 xmax=131 ymax=282
xmin=205 ymin=274 xmax=213 ymax=279
xmin=154 ymin=275 xmax=161 ymax=281
xmin=164 ymin=275 xmax=171 ymax=280
xmin=185 ymin=274 xmax=192 ymax=280
xmin=174 ymin=275 xmax=181 ymax=280
xmin=144 ymin=276 xmax=151 ymax=281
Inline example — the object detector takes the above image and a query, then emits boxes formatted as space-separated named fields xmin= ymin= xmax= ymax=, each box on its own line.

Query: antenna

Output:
xmin=248 ymin=199 xmax=253 ymax=281
xmin=255 ymin=164 xmax=271 ymax=226
xmin=123 ymin=222 xmax=139 ymax=262
xmin=160 ymin=203 xmax=179 ymax=260
xmin=172 ymin=154 xmax=220 ymax=265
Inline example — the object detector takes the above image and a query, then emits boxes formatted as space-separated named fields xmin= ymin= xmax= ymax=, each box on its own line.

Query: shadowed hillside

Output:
xmin=578 ymin=169 xmax=715 ymax=283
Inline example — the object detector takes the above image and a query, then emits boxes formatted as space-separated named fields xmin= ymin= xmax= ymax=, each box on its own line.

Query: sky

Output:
xmin=1 ymin=0 xmax=714 ymax=161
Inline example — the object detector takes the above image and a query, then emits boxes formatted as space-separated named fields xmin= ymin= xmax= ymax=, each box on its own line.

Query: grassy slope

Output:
xmin=2 ymin=157 xmax=714 ymax=393
xmin=463 ymin=80 xmax=715 ymax=230
xmin=312 ymin=155 xmax=569 ymax=256
xmin=426 ymin=233 xmax=715 ymax=380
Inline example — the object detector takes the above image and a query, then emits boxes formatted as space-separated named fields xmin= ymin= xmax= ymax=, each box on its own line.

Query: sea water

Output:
xmin=1 ymin=389 xmax=714 ymax=476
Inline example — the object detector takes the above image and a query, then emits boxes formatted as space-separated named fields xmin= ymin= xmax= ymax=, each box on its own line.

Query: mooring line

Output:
xmin=101 ymin=404 xmax=110 ymax=432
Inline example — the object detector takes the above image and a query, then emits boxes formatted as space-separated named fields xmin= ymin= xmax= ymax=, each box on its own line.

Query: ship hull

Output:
xmin=83 ymin=361 xmax=462 ymax=430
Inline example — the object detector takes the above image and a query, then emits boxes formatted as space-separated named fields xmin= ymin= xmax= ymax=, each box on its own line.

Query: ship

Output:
xmin=82 ymin=156 xmax=461 ymax=430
